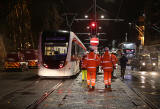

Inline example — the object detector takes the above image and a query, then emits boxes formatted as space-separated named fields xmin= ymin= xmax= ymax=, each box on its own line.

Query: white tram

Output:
xmin=38 ymin=30 xmax=86 ymax=77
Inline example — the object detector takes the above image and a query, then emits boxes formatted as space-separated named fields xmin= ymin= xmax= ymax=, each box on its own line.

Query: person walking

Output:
xmin=81 ymin=55 xmax=87 ymax=81
xmin=111 ymin=53 xmax=118 ymax=79
xmin=101 ymin=47 xmax=113 ymax=88
xmin=85 ymin=48 xmax=100 ymax=89
xmin=119 ymin=54 xmax=128 ymax=80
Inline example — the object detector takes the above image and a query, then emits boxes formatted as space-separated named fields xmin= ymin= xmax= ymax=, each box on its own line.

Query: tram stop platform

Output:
xmin=41 ymin=69 xmax=151 ymax=109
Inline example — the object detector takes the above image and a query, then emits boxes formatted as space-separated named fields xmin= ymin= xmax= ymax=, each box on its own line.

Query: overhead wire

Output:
xmin=115 ymin=0 xmax=124 ymax=19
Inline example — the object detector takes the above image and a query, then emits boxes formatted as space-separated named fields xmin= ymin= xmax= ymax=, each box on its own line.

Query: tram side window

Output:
xmin=79 ymin=47 xmax=84 ymax=56
xmin=75 ymin=43 xmax=81 ymax=57
xmin=71 ymin=41 xmax=75 ymax=56
xmin=77 ymin=45 xmax=83 ymax=57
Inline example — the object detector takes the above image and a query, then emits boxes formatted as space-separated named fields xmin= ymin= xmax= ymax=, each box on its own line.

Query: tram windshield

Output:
xmin=43 ymin=42 xmax=68 ymax=60
xmin=41 ymin=31 xmax=70 ymax=67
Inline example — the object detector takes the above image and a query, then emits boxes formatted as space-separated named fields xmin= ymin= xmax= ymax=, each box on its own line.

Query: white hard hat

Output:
xmin=86 ymin=51 xmax=89 ymax=54
xmin=105 ymin=47 xmax=109 ymax=51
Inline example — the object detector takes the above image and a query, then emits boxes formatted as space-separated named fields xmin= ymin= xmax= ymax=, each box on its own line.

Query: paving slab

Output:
xmin=40 ymin=70 xmax=151 ymax=109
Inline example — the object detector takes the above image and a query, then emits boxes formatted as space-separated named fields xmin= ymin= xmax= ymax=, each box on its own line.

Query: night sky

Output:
xmin=0 ymin=0 xmax=146 ymax=48
xmin=60 ymin=0 xmax=145 ymax=48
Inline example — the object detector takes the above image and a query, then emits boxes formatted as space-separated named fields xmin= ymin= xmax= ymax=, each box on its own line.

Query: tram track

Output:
xmin=126 ymin=76 xmax=159 ymax=109
xmin=0 ymin=77 xmax=42 ymax=101
xmin=25 ymin=80 xmax=64 ymax=109
xmin=129 ymin=86 xmax=159 ymax=109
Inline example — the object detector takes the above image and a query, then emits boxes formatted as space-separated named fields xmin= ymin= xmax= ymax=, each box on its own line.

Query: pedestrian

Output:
xmin=111 ymin=52 xmax=118 ymax=79
xmin=81 ymin=55 xmax=87 ymax=81
xmin=101 ymin=47 xmax=113 ymax=88
xmin=85 ymin=48 xmax=100 ymax=89
xmin=119 ymin=54 xmax=128 ymax=80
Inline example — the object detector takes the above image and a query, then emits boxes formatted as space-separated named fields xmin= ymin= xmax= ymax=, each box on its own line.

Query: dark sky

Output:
xmin=0 ymin=0 xmax=146 ymax=48
xmin=60 ymin=0 xmax=145 ymax=47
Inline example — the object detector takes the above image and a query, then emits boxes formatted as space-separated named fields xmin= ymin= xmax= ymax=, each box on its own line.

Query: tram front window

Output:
xmin=42 ymin=42 xmax=68 ymax=68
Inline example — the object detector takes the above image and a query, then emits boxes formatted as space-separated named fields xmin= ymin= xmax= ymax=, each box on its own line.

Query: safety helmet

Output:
xmin=105 ymin=47 xmax=109 ymax=51
xmin=89 ymin=47 xmax=94 ymax=52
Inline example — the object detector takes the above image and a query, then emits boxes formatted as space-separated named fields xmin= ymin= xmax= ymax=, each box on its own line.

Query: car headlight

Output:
xmin=152 ymin=63 xmax=156 ymax=66
xmin=142 ymin=62 xmax=145 ymax=66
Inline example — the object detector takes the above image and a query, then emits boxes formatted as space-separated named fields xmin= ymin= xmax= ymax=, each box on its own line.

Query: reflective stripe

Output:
xmin=91 ymin=79 xmax=95 ymax=83
xmin=103 ymin=67 xmax=112 ymax=69
xmin=104 ymin=80 xmax=108 ymax=84
xmin=87 ymin=80 xmax=90 ymax=85
xmin=87 ymin=53 xmax=96 ymax=61
xmin=87 ymin=59 xmax=95 ymax=60
xmin=104 ymin=80 xmax=108 ymax=82
xmin=88 ymin=67 xmax=96 ymax=68
xmin=102 ymin=61 xmax=111 ymax=63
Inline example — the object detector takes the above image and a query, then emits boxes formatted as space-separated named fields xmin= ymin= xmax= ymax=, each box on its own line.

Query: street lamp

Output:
xmin=84 ymin=15 xmax=88 ymax=19
xmin=86 ymin=26 xmax=90 ymax=29
xmin=98 ymin=26 xmax=102 ymax=30
xmin=100 ymin=15 xmax=104 ymax=19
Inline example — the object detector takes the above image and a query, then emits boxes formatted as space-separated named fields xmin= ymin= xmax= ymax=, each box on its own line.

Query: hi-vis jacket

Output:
xmin=101 ymin=51 xmax=113 ymax=72
xmin=81 ymin=55 xmax=87 ymax=69
xmin=85 ymin=52 xmax=100 ymax=72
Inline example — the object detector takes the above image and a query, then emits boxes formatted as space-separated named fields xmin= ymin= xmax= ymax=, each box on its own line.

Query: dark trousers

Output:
xmin=121 ymin=67 xmax=126 ymax=79
xmin=111 ymin=68 xmax=114 ymax=78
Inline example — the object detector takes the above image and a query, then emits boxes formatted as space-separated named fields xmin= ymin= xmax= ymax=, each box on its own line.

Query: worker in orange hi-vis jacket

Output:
xmin=101 ymin=47 xmax=113 ymax=88
xmin=85 ymin=48 xmax=100 ymax=90
xmin=111 ymin=53 xmax=118 ymax=79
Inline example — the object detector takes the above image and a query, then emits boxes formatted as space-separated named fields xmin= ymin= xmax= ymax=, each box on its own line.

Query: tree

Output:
xmin=7 ymin=0 xmax=33 ymax=50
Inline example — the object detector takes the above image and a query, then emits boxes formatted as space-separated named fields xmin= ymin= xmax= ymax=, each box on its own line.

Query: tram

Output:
xmin=119 ymin=42 xmax=136 ymax=58
xmin=38 ymin=30 xmax=86 ymax=77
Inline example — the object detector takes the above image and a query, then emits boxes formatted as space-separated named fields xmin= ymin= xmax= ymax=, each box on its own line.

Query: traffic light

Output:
xmin=90 ymin=22 xmax=97 ymax=35
xmin=90 ymin=22 xmax=97 ymax=29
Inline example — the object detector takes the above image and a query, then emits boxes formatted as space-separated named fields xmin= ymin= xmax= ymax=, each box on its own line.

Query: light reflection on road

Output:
xmin=140 ymin=76 xmax=145 ymax=83
xmin=125 ymin=69 xmax=160 ymax=108
xmin=150 ymin=71 xmax=157 ymax=76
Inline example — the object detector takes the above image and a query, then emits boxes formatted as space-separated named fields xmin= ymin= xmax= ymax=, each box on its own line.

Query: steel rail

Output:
xmin=126 ymin=81 xmax=159 ymax=109
xmin=25 ymin=80 xmax=64 ymax=109
xmin=0 ymin=77 xmax=41 ymax=101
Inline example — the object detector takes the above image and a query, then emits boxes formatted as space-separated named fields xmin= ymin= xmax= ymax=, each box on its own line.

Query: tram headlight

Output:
xmin=152 ymin=63 xmax=156 ymax=66
xmin=142 ymin=62 xmax=145 ymax=66
xmin=59 ymin=64 xmax=64 ymax=68
xmin=43 ymin=63 xmax=48 ymax=68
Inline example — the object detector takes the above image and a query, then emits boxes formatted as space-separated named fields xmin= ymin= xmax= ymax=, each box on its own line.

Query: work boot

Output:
xmin=87 ymin=85 xmax=90 ymax=88
xmin=108 ymin=85 xmax=111 ymax=88
xmin=92 ymin=86 xmax=95 ymax=90
xmin=105 ymin=85 xmax=108 ymax=88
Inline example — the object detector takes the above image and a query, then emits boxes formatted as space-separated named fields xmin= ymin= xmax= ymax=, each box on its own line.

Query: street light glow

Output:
xmin=98 ymin=26 xmax=102 ymax=29
xmin=101 ymin=15 xmax=104 ymax=19
xmin=86 ymin=26 xmax=90 ymax=29
xmin=84 ymin=15 xmax=88 ymax=18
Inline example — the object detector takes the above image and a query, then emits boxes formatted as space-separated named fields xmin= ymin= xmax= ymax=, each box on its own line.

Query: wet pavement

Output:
xmin=0 ymin=67 xmax=155 ymax=109
xmin=38 ymin=69 xmax=150 ymax=109
xmin=124 ymin=70 xmax=160 ymax=109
